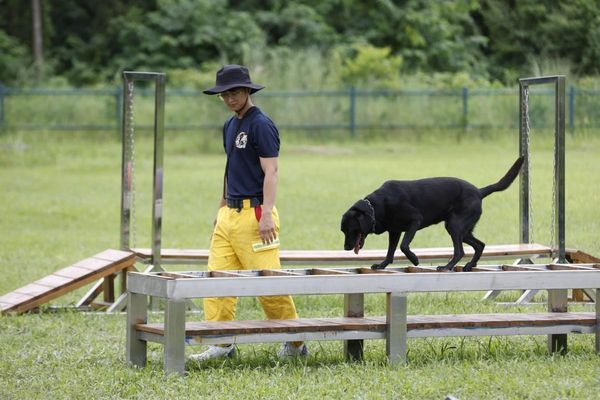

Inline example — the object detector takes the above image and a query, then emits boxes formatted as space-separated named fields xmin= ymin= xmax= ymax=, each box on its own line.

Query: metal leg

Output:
xmin=343 ymin=293 xmax=364 ymax=361
xmin=164 ymin=298 xmax=186 ymax=375
xmin=126 ymin=292 xmax=148 ymax=367
xmin=517 ymin=289 xmax=538 ymax=304
xmin=596 ymin=289 xmax=600 ymax=354
xmin=548 ymin=289 xmax=568 ymax=355
xmin=386 ymin=292 xmax=407 ymax=365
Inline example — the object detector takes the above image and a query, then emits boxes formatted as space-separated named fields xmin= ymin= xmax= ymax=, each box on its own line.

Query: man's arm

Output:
xmin=259 ymin=156 xmax=278 ymax=244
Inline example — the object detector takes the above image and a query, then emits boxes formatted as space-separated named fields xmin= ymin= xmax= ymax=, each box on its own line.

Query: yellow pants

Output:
xmin=203 ymin=203 xmax=298 ymax=322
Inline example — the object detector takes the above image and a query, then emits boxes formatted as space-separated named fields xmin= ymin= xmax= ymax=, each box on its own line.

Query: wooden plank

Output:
xmin=357 ymin=268 xmax=401 ymax=274
xmin=92 ymin=249 xmax=136 ymax=263
xmin=311 ymin=268 xmax=354 ymax=275
xmin=548 ymin=264 xmax=598 ymax=271
xmin=34 ymin=274 xmax=72 ymax=287
xmin=501 ymin=264 xmax=547 ymax=272
xmin=0 ymin=249 xmax=136 ymax=314
xmin=72 ymin=257 xmax=117 ymax=271
xmin=0 ymin=291 xmax=34 ymax=305
xmin=53 ymin=265 xmax=91 ymax=279
xmin=136 ymin=312 xmax=595 ymax=337
xmin=132 ymin=243 xmax=553 ymax=264
xmin=14 ymin=283 xmax=52 ymax=297
xmin=260 ymin=269 xmax=302 ymax=276
xmin=210 ymin=271 xmax=247 ymax=278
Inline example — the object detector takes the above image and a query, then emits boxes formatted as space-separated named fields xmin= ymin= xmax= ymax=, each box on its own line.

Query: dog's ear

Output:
xmin=357 ymin=213 xmax=371 ymax=234
xmin=352 ymin=201 xmax=372 ymax=234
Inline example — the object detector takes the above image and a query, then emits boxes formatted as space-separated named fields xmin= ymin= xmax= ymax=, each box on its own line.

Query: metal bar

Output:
xmin=126 ymin=292 xmax=148 ymax=367
xmin=518 ymin=81 xmax=530 ymax=245
xmin=519 ymin=75 xmax=564 ymax=85
xmin=0 ymin=84 xmax=5 ymax=131
xmin=151 ymin=74 xmax=166 ymax=270
xmin=386 ymin=292 xmax=407 ymax=365
xmin=548 ymin=289 xmax=568 ymax=355
xmin=164 ymin=298 xmax=186 ymax=375
xmin=596 ymin=289 xmax=600 ymax=354
xmin=123 ymin=71 xmax=166 ymax=81
xmin=344 ymin=293 xmax=364 ymax=361
xmin=126 ymin=269 xmax=600 ymax=298
xmin=120 ymin=74 xmax=133 ymax=251
xmin=555 ymin=77 xmax=567 ymax=263
xmin=349 ymin=87 xmax=356 ymax=138
xmin=462 ymin=87 xmax=469 ymax=131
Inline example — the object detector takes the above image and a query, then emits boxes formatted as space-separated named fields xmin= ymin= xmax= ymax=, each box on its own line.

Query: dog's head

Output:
xmin=341 ymin=200 xmax=374 ymax=254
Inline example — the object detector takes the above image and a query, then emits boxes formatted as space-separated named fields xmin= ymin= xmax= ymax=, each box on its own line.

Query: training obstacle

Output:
xmin=0 ymin=249 xmax=135 ymax=314
xmin=126 ymin=264 xmax=600 ymax=375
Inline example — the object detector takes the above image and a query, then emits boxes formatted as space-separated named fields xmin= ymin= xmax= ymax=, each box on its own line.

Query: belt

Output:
xmin=226 ymin=197 xmax=262 ymax=209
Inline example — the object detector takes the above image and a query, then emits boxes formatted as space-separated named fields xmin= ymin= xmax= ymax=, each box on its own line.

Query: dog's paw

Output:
xmin=462 ymin=263 xmax=475 ymax=272
xmin=436 ymin=265 xmax=455 ymax=272
xmin=371 ymin=263 xmax=387 ymax=270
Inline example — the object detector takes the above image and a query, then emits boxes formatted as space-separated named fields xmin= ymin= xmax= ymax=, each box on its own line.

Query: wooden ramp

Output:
xmin=0 ymin=249 xmax=135 ymax=314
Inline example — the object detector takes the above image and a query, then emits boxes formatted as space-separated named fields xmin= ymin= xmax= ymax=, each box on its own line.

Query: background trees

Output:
xmin=0 ymin=0 xmax=599 ymax=87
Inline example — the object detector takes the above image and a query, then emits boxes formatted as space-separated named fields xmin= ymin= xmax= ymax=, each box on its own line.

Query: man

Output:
xmin=189 ymin=65 xmax=307 ymax=361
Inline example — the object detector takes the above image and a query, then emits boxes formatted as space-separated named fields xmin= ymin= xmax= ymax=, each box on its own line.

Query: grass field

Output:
xmin=1 ymin=130 xmax=600 ymax=399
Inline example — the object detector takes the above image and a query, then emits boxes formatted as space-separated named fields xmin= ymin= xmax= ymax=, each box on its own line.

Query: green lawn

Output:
xmin=1 ymin=131 xmax=600 ymax=399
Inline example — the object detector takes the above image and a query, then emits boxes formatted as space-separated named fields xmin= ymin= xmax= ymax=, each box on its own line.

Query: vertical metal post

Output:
xmin=518 ymin=75 xmax=566 ymax=260
xmin=126 ymin=291 xmax=148 ymax=367
xmin=120 ymin=71 xmax=166 ymax=273
xmin=555 ymin=77 xmax=566 ymax=263
xmin=164 ymin=298 xmax=186 ymax=375
xmin=386 ymin=292 xmax=407 ymax=365
xmin=343 ymin=293 xmax=364 ymax=361
xmin=0 ymin=84 xmax=5 ymax=131
xmin=462 ymin=87 xmax=469 ymax=132
xmin=595 ymin=289 xmax=600 ymax=354
xmin=115 ymin=85 xmax=123 ymax=138
xmin=152 ymin=75 xmax=166 ymax=269
xmin=568 ymin=85 xmax=575 ymax=131
xmin=349 ymin=86 xmax=356 ymax=138
xmin=120 ymin=74 xmax=134 ymax=251
xmin=548 ymin=289 xmax=568 ymax=355
xmin=518 ymin=81 xmax=530 ymax=245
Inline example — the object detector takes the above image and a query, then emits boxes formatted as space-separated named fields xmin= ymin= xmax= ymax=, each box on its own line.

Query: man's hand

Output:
xmin=258 ymin=211 xmax=277 ymax=244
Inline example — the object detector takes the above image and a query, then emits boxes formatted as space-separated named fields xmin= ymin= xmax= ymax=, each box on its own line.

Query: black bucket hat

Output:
xmin=203 ymin=64 xmax=264 ymax=95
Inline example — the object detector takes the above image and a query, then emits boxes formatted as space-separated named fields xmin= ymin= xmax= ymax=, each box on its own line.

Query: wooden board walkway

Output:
xmin=132 ymin=243 xmax=553 ymax=265
xmin=136 ymin=312 xmax=596 ymax=338
xmin=0 ymin=249 xmax=135 ymax=314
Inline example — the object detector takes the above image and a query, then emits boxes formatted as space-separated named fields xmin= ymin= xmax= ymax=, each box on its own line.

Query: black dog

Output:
xmin=341 ymin=157 xmax=524 ymax=272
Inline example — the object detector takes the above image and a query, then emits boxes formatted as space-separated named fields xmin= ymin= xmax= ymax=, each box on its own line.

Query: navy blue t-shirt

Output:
xmin=223 ymin=107 xmax=280 ymax=200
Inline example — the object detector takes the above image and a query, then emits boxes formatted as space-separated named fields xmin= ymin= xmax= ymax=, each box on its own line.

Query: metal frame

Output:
xmin=126 ymin=267 xmax=600 ymax=374
xmin=519 ymin=75 xmax=566 ymax=263
xmin=120 ymin=71 xmax=166 ymax=269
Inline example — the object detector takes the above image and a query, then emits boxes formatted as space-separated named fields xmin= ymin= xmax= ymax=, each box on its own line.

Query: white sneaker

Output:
xmin=189 ymin=345 xmax=236 ymax=362
xmin=278 ymin=342 xmax=308 ymax=358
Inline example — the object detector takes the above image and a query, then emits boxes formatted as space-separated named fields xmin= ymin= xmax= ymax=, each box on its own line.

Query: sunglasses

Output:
xmin=217 ymin=88 xmax=247 ymax=100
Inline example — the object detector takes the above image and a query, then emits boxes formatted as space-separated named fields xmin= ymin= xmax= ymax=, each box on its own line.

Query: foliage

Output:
xmin=339 ymin=44 xmax=403 ymax=88
xmin=0 ymin=30 xmax=33 ymax=85
xmin=2 ymin=0 xmax=600 ymax=86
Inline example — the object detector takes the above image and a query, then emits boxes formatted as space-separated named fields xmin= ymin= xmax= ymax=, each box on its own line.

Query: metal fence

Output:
xmin=1 ymin=85 xmax=600 ymax=136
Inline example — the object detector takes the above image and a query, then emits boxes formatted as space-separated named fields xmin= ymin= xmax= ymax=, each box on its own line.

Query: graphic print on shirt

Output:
xmin=235 ymin=132 xmax=248 ymax=149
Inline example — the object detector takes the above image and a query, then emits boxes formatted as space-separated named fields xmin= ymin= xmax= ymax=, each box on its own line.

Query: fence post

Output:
xmin=0 ymin=83 xmax=5 ymax=132
xmin=115 ymin=85 xmax=123 ymax=138
xmin=349 ymin=86 xmax=356 ymax=138
xmin=462 ymin=87 xmax=469 ymax=132
xmin=568 ymin=85 xmax=575 ymax=132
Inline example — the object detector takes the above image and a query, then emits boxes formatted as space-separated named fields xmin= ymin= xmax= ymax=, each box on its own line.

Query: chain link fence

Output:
xmin=1 ymin=85 xmax=599 ymax=136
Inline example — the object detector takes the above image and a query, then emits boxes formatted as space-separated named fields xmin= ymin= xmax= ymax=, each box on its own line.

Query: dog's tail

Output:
xmin=479 ymin=156 xmax=525 ymax=199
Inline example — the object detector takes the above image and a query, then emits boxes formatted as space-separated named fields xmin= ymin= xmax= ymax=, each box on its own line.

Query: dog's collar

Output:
xmin=362 ymin=198 xmax=376 ymax=233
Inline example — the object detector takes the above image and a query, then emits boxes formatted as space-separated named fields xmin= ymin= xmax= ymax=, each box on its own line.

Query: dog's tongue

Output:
xmin=353 ymin=235 xmax=362 ymax=254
